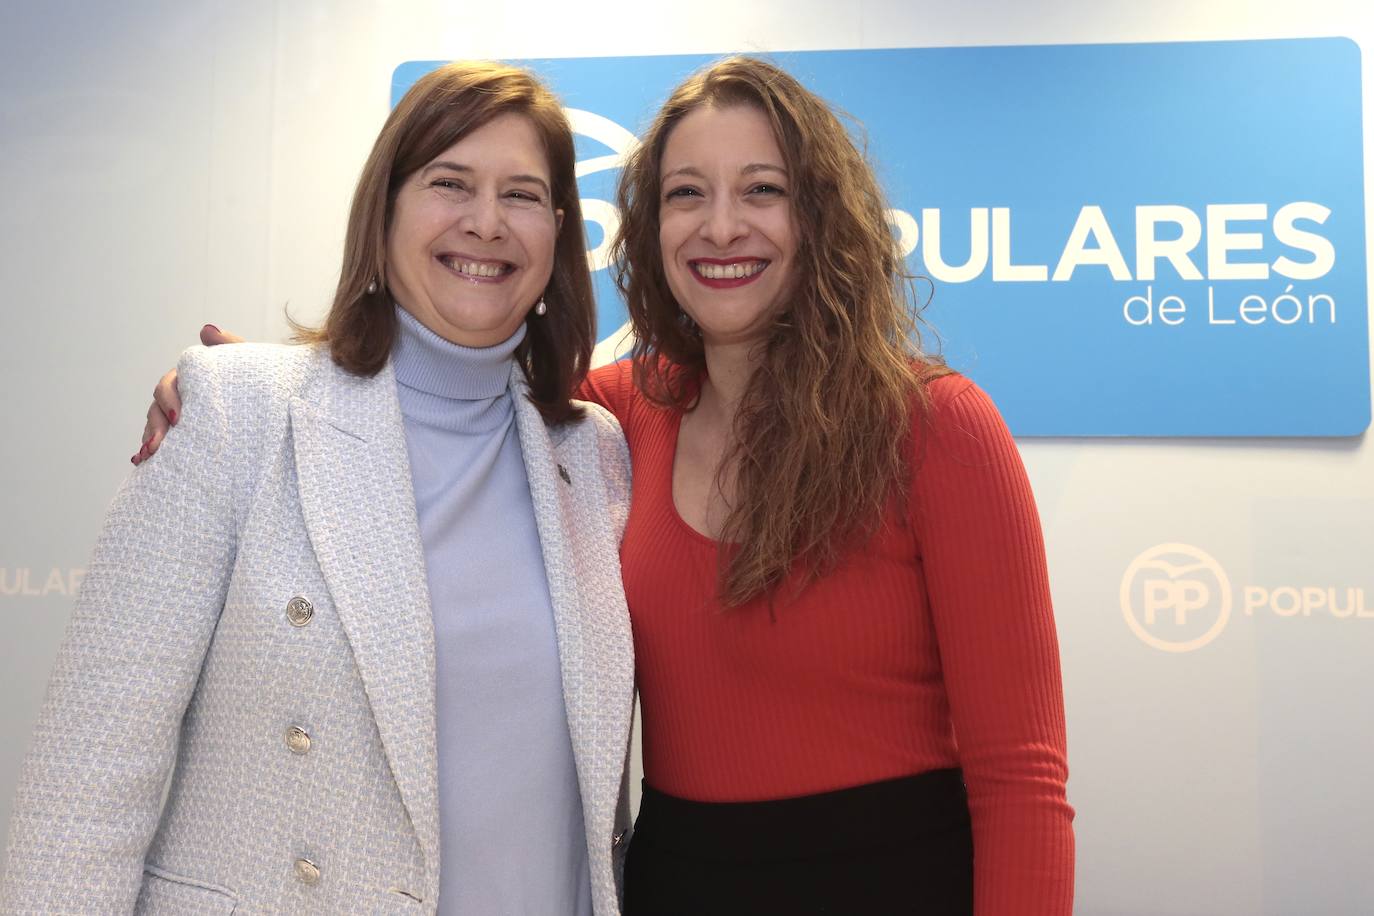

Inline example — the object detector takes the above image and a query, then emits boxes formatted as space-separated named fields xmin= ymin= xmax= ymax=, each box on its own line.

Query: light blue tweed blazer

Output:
xmin=0 ymin=343 xmax=635 ymax=915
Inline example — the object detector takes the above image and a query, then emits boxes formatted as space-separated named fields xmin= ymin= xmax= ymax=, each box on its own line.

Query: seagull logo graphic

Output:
xmin=567 ymin=108 xmax=639 ymax=367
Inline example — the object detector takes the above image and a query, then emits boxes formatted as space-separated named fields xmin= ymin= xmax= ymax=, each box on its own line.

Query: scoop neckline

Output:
xmin=665 ymin=406 xmax=728 ymax=550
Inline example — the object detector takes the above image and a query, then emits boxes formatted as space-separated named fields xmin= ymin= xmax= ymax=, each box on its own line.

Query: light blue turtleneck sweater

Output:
xmin=391 ymin=307 xmax=592 ymax=916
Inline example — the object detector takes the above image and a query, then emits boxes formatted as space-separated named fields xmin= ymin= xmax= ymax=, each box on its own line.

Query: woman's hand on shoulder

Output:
xmin=133 ymin=324 xmax=244 ymax=465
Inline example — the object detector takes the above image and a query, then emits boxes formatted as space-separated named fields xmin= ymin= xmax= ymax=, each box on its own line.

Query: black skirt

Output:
xmin=623 ymin=768 xmax=973 ymax=915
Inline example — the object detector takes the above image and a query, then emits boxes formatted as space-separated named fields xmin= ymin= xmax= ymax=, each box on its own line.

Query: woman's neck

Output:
xmin=697 ymin=338 xmax=761 ymax=422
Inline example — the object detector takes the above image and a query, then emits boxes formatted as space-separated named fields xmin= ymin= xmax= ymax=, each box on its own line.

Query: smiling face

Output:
xmin=657 ymin=104 xmax=797 ymax=348
xmin=386 ymin=112 xmax=563 ymax=348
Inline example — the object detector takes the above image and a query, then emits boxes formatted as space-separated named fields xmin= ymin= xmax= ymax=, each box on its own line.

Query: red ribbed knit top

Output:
xmin=580 ymin=363 xmax=1075 ymax=916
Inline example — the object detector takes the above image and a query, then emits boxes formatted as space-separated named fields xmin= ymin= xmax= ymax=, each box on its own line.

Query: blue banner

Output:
xmin=394 ymin=39 xmax=1369 ymax=436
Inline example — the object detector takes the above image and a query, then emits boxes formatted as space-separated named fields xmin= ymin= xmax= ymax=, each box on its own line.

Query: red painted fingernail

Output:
xmin=130 ymin=454 xmax=139 ymax=465
xmin=203 ymin=324 xmax=220 ymax=334
xmin=167 ymin=410 xmax=178 ymax=425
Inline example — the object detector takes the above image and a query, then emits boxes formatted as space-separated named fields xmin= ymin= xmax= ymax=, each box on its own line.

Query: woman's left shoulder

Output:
xmin=564 ymin=399 xmax=628 ymax=452
xmin=920 ymin=371 xmax=990 ymax=414
xmin=556 ymin=401 xmax=630 ymax=477
xmin=915 ymin=371 xmax=1009 ymax=431
xmin=910 ymin=371 xmax=1021 ymax=470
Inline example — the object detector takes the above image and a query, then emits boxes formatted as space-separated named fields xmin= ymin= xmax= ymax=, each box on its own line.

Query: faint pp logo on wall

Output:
xmin=1121 ymin=543 xmax=1374 ymax=651
xmin=1120 ymin=544 xmax=1232 ymax=652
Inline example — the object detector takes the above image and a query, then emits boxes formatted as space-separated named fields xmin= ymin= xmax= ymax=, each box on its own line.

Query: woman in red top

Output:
xmin=137 ymin=56 xmax=1073 ymax=915
xmin=589 ymin=57 xmax=1074 ymax=915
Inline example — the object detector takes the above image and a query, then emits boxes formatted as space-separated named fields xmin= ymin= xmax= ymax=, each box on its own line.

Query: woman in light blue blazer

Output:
xmin=1 ymin=62 xmax=634 ymax=915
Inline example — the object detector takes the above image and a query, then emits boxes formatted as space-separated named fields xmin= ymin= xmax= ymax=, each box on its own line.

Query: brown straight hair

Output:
xmin=612 ymin=56 xmax=948 ymax=605
xmin=300 ymin=61 xmax=595 ymax=424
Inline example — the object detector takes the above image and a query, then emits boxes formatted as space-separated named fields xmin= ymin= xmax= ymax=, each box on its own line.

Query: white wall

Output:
xmin=1 ymin=2 xmax=1370 ymax=913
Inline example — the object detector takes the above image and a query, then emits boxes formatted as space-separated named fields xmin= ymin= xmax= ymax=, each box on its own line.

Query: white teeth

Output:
xmin=445 ymin=258 xmax=508 ymax=278
xmin=694 ymin=261 xmax=765 ymax=280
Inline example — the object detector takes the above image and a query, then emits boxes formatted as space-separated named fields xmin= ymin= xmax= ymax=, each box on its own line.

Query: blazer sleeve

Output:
xmin=1 ymin=347 xmax=240 ymax=913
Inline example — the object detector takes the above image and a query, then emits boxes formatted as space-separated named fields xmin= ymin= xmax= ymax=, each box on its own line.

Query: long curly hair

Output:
xmin=611 ymin=56 xmax=947 ymax=606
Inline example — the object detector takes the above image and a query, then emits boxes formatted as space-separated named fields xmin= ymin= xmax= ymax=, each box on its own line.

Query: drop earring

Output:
xmin=365 ymin=278 xmax=379 ymax=295
xmin=534 ymin=297 xmax=547 ymax=316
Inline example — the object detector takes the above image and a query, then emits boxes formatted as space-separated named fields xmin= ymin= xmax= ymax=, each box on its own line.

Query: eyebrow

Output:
xmin=661 ymin=162 xmax=789 ymax=184
xmin=420 ymin=161 xmax=551 ymax=197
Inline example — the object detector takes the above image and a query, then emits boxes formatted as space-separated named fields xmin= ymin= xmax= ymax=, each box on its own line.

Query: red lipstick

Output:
xmin=688 ymin=257 xmax=769 ymax=289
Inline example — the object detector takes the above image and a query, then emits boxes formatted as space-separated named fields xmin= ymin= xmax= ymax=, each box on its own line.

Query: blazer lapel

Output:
xmin=511 ymin=369 xmax=634 ymax=845
xmin=289 ymin=353 xmax=440 ymax=897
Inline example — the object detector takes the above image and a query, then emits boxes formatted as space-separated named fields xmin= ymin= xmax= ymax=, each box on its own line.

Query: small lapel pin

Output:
xmin=557 ymin=464 xmax=572 ymax=485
